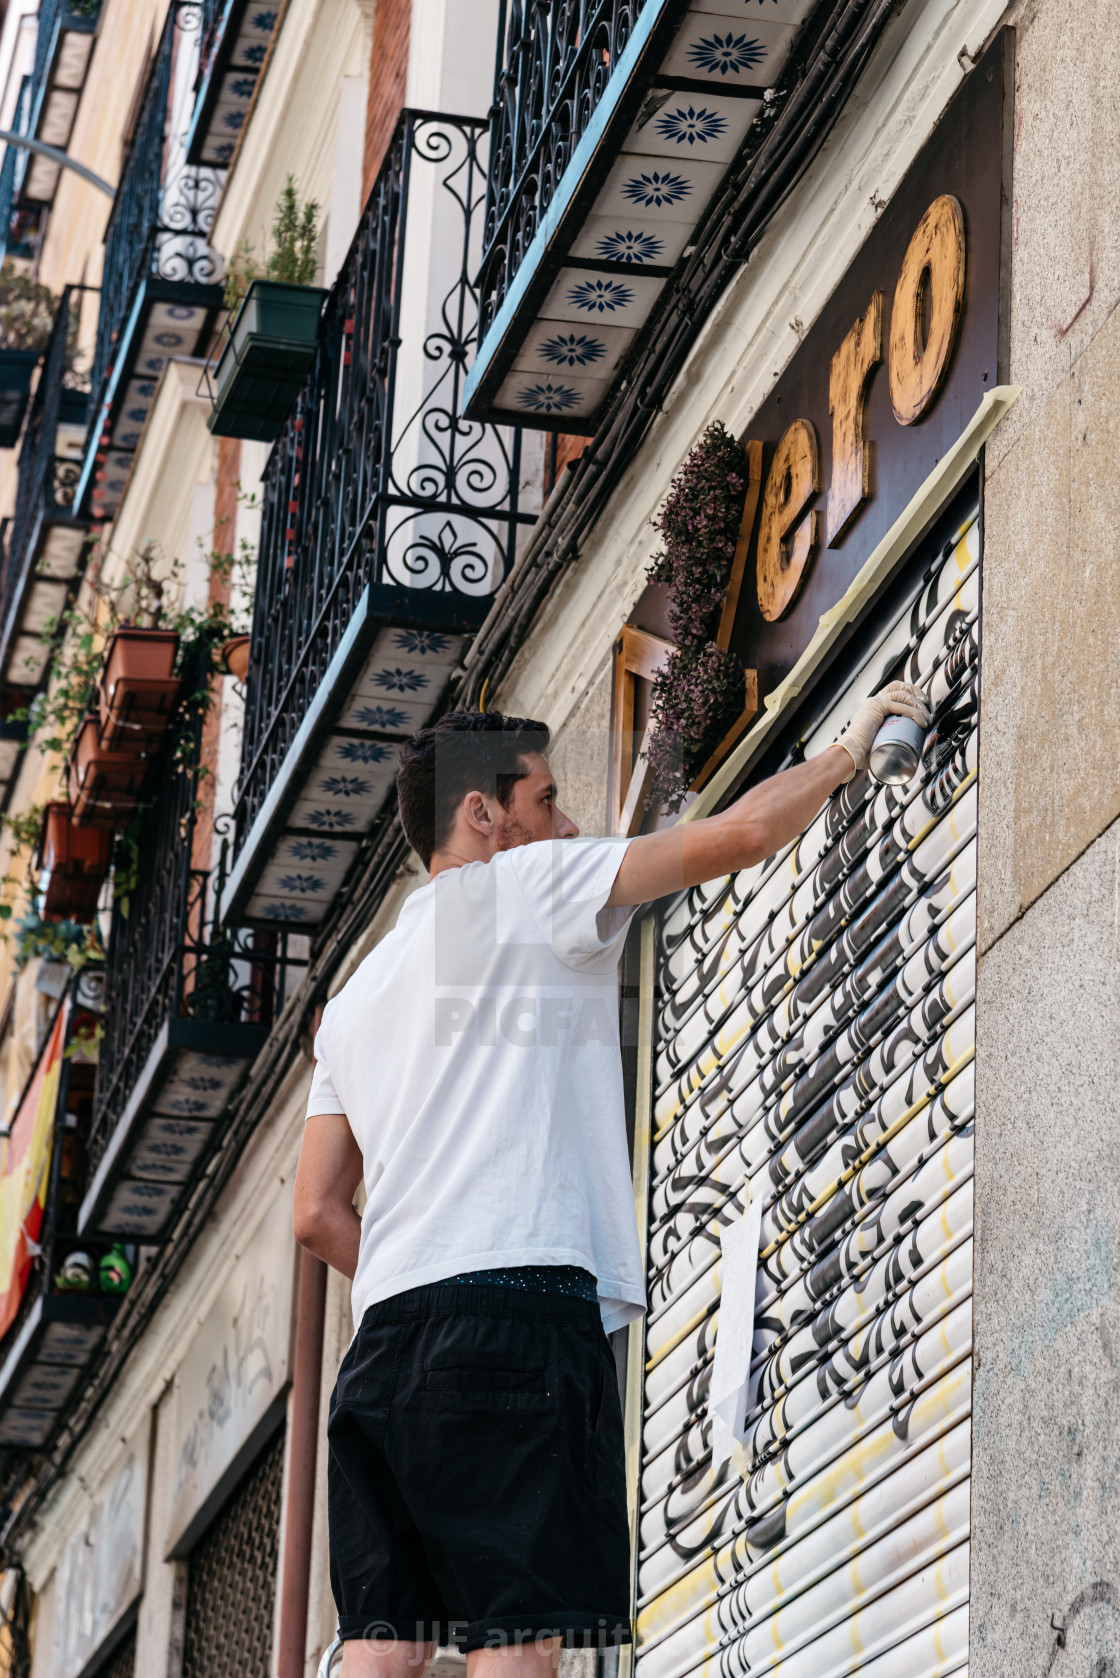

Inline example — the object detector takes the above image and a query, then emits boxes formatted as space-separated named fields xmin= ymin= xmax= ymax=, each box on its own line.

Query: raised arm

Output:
xmin=607 ymin=682 xmax=928 ymax=908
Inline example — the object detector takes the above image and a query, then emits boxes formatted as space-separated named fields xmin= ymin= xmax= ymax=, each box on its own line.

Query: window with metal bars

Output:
xmin=94 ymin=1622 xmax=137 ymax=1678
xmin=181 ymin=1426 xmax=286 ymax=1678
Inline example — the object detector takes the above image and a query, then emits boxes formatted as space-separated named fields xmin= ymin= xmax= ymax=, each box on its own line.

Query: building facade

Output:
xmin=0 ymin=0 xmax=1113 ymax=1675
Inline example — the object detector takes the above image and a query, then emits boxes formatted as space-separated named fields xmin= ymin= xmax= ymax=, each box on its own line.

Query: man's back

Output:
xmin=308 ymin=836 xmax=645 ymax=1331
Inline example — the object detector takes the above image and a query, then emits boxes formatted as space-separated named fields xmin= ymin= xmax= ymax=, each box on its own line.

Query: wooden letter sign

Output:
xmin=756 ymin=418 xmax=820 ymax=622
xmin=826 ymin=290 xmax=883 ymax=545
xmin=889 ymin=194 xmax=967 ymax=425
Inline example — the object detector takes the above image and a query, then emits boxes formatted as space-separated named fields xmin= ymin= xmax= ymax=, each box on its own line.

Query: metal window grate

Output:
xmin=96 ymin=1623 xmax=137 ymax=1678
xmin=182 ymin=1426 xmax=286 ymax=1678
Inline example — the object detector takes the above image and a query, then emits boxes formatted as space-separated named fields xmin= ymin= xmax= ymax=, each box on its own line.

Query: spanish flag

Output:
xmin=0 ymin=1005 xmax=67 ymax=1342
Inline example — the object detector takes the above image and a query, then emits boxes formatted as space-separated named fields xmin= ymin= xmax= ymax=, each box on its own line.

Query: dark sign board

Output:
xmin=722 ymin=29 xmax=1011 ymax=703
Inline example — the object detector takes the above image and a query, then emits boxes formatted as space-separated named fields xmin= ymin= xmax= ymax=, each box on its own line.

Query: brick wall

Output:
xmin=363 ymin=0 xmax=411 ymax=201
xmin=189 ymin=436 xmax=241 ymax=879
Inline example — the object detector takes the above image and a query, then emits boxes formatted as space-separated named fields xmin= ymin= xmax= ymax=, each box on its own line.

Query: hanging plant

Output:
xmin=645 ymin=421 xmax=748 ymax=811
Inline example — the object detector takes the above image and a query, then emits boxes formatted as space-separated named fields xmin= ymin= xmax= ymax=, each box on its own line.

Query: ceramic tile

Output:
xmin=246 ymin=892 xmax=332 ymax=924
xmin=9 ymin=1363 xmax=82 ymax=1409
xmin=335 ymin=694 xmax=428 ymax=733
xmin=127 ymin=1117 xmax=213 ymax=1183
xmin=569 ymin=215 xmax=693 ymax=267
xmin=0 ymin=1410 xmax=54 ymax=1446
xmin=662 ymin=13 xmax=797 ymax=85
xmin=287 ymin=797 xmax=373 ymax=836
xmin=98 ymin=1177 xmax=178 ymax=1237
xmin=38 ymin=1321 xmax=105 ymax=1365
xmin=369 ymin=625 xmax=463 ymax=667
xmin=538 ymin=270 xmax=664 ymax=328
xmin=688 ymin=0 xmax=815 ymax=20
xmin=511 ymin=319 xmax=636 ymax=378
xmin=625 ymin=88 xmax=760 ymax=162
xmin=595 ymin=152 xmax=725 ymax=220
xmin=270 ymin=833 xmax=361 ymax=873
xmin=494 ymin=370 xmax=612 ymax=419
xmin=152 ymin=1050 xmax=245 ymax=1118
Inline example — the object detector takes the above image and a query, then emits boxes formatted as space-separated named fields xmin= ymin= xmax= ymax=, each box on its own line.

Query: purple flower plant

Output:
xmin=645 ymin=422 xmax=748 ymax=810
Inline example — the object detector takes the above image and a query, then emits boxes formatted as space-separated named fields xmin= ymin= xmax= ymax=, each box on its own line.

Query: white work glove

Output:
xmin=837 ymin=680 xmax=930 ymax=781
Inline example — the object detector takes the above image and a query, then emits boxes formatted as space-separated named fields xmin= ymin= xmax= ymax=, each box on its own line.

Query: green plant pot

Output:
xmin=209 ymin=279 xmax=328 ymax=442
xmin=0 ymin=348 xmax=40 ymax=449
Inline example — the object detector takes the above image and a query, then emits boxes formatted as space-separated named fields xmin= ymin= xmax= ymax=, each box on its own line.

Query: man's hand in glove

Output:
xmin=837 ymin=681 xmax=930 ymax=781
xmin=607 ymin=679 xmax=936 ymax=906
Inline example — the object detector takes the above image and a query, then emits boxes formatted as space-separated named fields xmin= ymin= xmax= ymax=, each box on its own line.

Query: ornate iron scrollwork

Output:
xmin=477 ymin=0 xmax=651 ymax=339
xmin=230 ymin=111 xmax=535 ymax=857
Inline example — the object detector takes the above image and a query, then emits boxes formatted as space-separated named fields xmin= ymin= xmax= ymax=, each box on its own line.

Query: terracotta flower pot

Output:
xmin=68 ymin=717 xmax=148 ymax=825
xmin=98 ymin=626 xmax=180 ymax=749
xmin=37 ymin=802 xmax=113 ymax=921
xmin=219 ymin=635 xmax=251 ymax=681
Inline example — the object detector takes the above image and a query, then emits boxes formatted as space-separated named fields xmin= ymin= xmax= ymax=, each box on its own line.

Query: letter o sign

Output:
xmin=888 ymin=194 xmax=966 ymax=426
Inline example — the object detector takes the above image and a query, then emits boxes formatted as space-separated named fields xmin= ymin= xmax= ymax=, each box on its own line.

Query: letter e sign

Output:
xmin=756 ymin=418 xmax=820 ymax=622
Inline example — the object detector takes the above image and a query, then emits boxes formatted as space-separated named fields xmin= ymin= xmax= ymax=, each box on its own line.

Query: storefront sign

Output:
xmin=166 ymin=1182 xmax=296 ymax=1556
xmin=49 ymin=1417 xmax=148 ymax=1678
xmin=722 ymin=34 xmax=1009 ymax=703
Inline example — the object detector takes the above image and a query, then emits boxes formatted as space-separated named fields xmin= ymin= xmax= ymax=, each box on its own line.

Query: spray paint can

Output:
xmin=869 ymin=714 xmax=926 ymax=784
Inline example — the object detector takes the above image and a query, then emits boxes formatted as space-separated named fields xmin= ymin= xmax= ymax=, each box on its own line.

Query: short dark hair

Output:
xmin=396 ymin=709 xmax=551 ymax=867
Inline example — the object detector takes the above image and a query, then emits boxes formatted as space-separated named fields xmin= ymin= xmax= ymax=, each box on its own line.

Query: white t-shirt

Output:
xmin=306 ymin=836 xmax=645 ymax=1333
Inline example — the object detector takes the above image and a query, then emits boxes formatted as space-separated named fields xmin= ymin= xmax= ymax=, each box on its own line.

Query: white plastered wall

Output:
xmin=21 ymin=1051 xmax=315 ymax=1663
xmin=210 ymin=0 xmax=374 ymax=286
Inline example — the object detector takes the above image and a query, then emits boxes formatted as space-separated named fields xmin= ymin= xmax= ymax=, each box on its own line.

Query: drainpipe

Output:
xmin=277 ymin=1240 xmax=328 ymax=1675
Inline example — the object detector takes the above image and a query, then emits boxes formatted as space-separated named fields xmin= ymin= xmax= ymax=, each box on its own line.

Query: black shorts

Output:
xmin=327 ymin=1280 xmax=632 ymax=1652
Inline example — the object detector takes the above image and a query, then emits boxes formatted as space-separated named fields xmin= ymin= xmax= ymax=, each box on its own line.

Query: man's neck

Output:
xmin=428 ymin=842 xmax=493 ymax=880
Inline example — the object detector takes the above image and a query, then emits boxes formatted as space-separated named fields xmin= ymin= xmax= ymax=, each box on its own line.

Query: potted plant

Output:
xmin=68 ymin=717 xmax=148 ymax=825
xmin=98 ymin=625 xmax=180 ymax=748
xmin=35 ymin=802 xmax=114 ymax=920
xmin=0 ymin=261 xmax=59 ymax=448
xmin=209 ymin=177 xmax=328 ymax=442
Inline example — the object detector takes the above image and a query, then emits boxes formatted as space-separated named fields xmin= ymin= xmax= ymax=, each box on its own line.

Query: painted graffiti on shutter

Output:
xmin=634 ymin=504 xmax=980 ymax=1678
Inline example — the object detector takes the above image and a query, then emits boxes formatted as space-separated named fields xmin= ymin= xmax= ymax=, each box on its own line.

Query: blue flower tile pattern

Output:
xmin=539 ymin=332 xmax=608 ymax=369
xmin=98 ymin=305 xmax=209 ymax=518
xmin=571 ymin=215 xmax=694 ymax=268
xmin=662 ymin=15 xmax=796 ymax=86
xmin=595 ymin=229 xmax=666 ymax=263
xmin=152 ymin=1049 xmax=247 ymax=1120
xmin=518 ymin=381 xmax=583 ymax=414
xmin=129 ymin=1118 xmax=213 ymax=1183
xmin=246 ymin=623 xmax=465 ymax=922
xmin=688 ymin=31 xmax=768 ymax=75
xmin=197 ymin=4 xmax=286 ymax=165
xmin=568 ymin=278 xmax=634 ymax=313
xmin=101 ymin=1178 xmax=178 ymax=1238
xmin=656 ymin=104 xmax=728 ymax=146
xmin=539 ymin=269 xmax=663 ymax=330
xmin=620 ymin=169 xmax=693 ymax=209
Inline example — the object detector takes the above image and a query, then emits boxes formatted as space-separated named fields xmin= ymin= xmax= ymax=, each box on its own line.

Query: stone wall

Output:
xmin=973 ymin=0 xmax=1120 ymax=1669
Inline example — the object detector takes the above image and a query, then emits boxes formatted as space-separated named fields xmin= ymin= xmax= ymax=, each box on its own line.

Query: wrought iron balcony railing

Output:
xmin=219 ymin=110 xmax=537 ymax=929
xmin=17 ymin=0 xmax=101 ymax=208
xmin=0 ymin=285 xmax=91 ymax=780
xmin=75 ymin=1 xmax=225 ymax=522
xmin=185 ymin=0 xmax=287 ymax=167
xmin=0 ymin=76 xmax=33 ymax=263
xmin=463 ymin=0 xmax=836 ymax=429
xmin=79 ymin=650 xmax=304 ymax=1242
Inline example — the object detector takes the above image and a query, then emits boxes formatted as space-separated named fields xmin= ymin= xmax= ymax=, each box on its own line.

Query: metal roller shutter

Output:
xmin=633 ymin=501 xmax=980 ymax=1678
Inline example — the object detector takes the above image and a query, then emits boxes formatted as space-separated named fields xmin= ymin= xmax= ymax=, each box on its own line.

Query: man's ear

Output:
xmin=462 ymin=790 xmax=494 ymax=837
